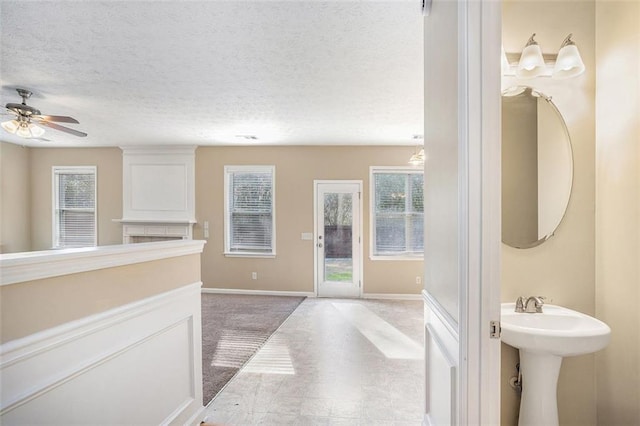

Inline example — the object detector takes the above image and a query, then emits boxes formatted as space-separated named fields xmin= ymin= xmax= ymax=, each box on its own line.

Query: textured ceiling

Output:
xmin=0 ymin=1 xmax=423 ymax=147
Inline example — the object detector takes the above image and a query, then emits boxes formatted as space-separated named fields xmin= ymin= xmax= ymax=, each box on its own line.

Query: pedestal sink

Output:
xmin=501 ymin=303 xmax=611 ymax=426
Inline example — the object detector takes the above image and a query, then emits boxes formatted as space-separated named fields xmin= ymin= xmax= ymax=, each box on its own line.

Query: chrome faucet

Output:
xmin=515 ymin=296 xmax=526 ymax=313
xmin=524 ymin=296 xmax=545 ymax=313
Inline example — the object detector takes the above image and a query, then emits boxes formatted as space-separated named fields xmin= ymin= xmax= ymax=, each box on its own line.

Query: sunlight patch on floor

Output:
xmin=332 ymin=302 xmax=423 ymax=359
xmin=211 ymin=329 xmax=269 ymax=368
xmin=242 ymin=335 xmax=296 ymax=375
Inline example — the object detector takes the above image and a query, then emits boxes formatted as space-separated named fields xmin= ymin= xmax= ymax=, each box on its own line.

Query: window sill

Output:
xmin=369 ymin=255 xmax=424 ymax=261
xmin=224 ymin=252 xmax=276 ymax=259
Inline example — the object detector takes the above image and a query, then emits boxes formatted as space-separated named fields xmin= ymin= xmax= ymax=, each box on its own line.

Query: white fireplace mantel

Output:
xmin=118 ymin=146 xmax=197 ymax=243
xmin=114 ymin=219 xmax=196 ymax=243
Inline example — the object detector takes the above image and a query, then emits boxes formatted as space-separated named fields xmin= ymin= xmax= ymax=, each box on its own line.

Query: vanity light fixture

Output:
xmin=516 ymin=34 xmax=546 ymax=79
xmin=552 ymin=34 xmax=585 ymax=79
xmin=503 ymin=33 xmax=585 ymax=79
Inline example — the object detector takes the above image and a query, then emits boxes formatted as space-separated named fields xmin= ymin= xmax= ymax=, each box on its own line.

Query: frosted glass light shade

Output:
xmin=553 ymin=44 xmax=585 ymax=79
xmin=1 ymin=119 xmax=19 ymax=134
xmin=16 ymin=123 xmax=32 ymax=138
xmin=516 ymin=43 xmax=545 ymax=79
xmin=12 ymin=122 xmax=45 ymax=138
xmin=30 ymin=123 xmax=45 ymax=137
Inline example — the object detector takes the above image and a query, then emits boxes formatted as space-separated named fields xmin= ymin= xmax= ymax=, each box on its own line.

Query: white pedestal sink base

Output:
xmin=518 ymin=350 xmax=563 ymax=426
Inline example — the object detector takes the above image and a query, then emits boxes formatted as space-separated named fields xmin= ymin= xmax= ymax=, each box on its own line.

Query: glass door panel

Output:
xmin=316 ymin=182 xmax=361 ymax=298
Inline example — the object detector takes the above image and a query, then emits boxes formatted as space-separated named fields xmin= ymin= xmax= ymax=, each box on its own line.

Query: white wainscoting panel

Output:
xmin=424 ymin=290 xmax=459 ymax=426
xmin=0 ymin=282 xmax=204 ymax=425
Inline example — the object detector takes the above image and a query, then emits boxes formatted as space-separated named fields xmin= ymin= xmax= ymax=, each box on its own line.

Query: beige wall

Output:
xmin=595 ymin=1 xmax=640 ymax=424
xmin=0 ymin=254 xmax=201 ymax=343
xmin=502 ymin=1 xmax=597 ymax=425
xmin=1 ymin=144 xmax=421 ymax=294
xmin=0 ymin=142 xmax=31 ymax=253
xmin=196 ymin=146 xmax=423 ymax=294
xmin=29 ymin=147 xmax=123 ymax=250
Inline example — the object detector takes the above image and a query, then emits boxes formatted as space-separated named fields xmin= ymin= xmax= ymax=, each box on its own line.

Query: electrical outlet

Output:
xmin=252 ymin=272 xmax=257 ymax=280
xmin=416 ymin=276 xmax=422 ymax=285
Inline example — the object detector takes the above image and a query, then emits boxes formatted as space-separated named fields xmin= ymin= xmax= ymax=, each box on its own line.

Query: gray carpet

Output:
xmin=201 ymin=293 xmax=305 ymax=405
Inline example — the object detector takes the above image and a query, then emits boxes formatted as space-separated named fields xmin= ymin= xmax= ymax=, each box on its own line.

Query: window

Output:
xmin=53 ymin=166 xmax=97 ymax=248
xmin=224 ymin=165 xmax=275 ymax=256
xmin=370 ymin=167 xmax=424 ymax=258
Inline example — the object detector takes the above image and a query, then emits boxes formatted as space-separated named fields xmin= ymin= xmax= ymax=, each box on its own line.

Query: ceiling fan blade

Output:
xmin=33 ymin=115 xmax=80 ymax=124
xmin=1 ymin=108 xmax=18 ymax=116
xmin=39 ymin=121 xmax=87 ymax=137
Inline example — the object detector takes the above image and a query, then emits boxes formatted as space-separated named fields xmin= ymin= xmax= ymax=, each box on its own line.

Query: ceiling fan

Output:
xmin=1 ymin=88 xmax=87 ymax=139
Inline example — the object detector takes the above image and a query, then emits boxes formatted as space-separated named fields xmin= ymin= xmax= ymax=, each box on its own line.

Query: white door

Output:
xmin=423 ymin=0 xmax=501 ymax=425
xmin=314 ymin=181 xmax=362 ymax=298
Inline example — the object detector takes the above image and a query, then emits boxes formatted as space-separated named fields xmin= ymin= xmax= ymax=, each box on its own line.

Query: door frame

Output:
xmin=422 ymin=0 xmax=502 ymax=425
xmin=313 ymin=180 xmax=363 ymax=298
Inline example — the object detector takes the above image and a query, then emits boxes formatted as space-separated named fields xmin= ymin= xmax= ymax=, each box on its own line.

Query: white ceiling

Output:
xmin=0 ymin=1 xmax=424 ymax=148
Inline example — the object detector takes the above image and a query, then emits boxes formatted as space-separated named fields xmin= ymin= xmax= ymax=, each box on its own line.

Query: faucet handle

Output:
xmin=515 ymin=296 xmax=526 ymax=312
xmin=524 ymin=296 xmax=546 ymax=313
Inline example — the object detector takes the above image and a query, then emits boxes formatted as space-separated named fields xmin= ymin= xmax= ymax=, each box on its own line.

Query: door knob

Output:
xmin=318 ymin=243 xmax=323 ymax=248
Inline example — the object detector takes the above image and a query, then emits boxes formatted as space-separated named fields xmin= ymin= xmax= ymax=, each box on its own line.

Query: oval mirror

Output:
xmin=502 ymin=86 xmax=573 ymax=249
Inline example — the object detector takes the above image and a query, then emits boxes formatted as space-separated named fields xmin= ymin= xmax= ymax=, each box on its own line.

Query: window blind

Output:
xmin=226 ymin=168 xmax=274 ymax=254
xmin=54 ymin=168 xmax=96 ymax=248
xmin=373 ymin=171 xmax=424 ymax=256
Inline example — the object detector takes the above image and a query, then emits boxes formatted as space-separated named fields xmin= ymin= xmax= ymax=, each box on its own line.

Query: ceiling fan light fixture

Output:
xmin=16 ymin=123 xmax=32 ymax=138
xmin=11 ymin=121 xmax=45 ymax=138
xmin=1 ymin=119 xmax=19 ymax=134
xmin=30 ymin=123 xmax=45 ymax=137
xmin=408 ymin=148 xmax=425 ymax=166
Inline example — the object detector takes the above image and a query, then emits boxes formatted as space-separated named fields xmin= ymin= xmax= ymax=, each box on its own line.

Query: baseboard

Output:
xmin=201 ymin=287 xmax=315 ymax=297
xmin=201 ymin=288 xmax=420 ymax=300
xmin=362 ymin=293 xmax=423 ymax=300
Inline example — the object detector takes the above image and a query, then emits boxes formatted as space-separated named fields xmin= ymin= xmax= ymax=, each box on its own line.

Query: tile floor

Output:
xmin=203 ymin=298 xmax=425 ymax=425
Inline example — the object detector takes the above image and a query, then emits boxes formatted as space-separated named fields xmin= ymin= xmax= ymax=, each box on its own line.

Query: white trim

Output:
xmin=114 ymin=219 xmax=197 ymax=224
xmin=181 ymin=406 xmax=206 ymax=426
xmin=369 ymin=166 xmax=424 ymax=260
xmin=313 ymin=180 xmax=364 ymax=298
xmin=0 ymin=239 xmax=206 ymax=286
xmin=201 ymin=287 xmax=314 ymax=298
xmin=369 ymin=255 xmax=423 ymax=261
xmin=223 ymin=165 xmax=276 ymax=256
xmin=423 ymin=290 xmax=459 ymax=339
xmin=223 ymin=253 xmax=276 ymax=259
xmin=362 ymin=293 xmax=422 ymax=300
xmin=478 ymin=1 xmax=503 ymax=424
xmin=119 ymin=145 xmax=197 ymax=156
